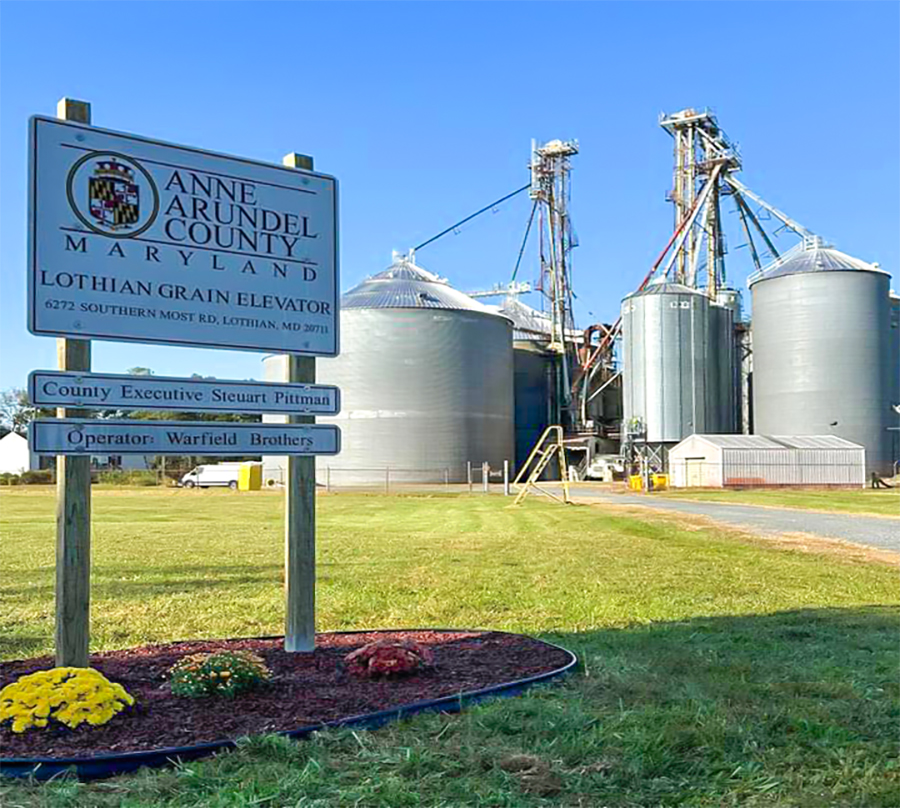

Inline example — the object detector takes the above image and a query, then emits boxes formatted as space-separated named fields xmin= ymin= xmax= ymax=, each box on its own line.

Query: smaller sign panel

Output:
xmin=30 ymin=419 xmax=340 ymax=456
xmin=29 ymin=371 xmax=340 ymax=415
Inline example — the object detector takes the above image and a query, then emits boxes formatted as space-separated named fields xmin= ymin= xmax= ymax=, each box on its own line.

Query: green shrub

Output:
xmin=98 ymin=470 xmax=158 ymax=486
xmin=0 ymin=473 xmax=21 ymax=486
xmin=169 ymin=651 xmax=269 ymax=698
xmin=20 ymin=470 xmax=52 ymax=485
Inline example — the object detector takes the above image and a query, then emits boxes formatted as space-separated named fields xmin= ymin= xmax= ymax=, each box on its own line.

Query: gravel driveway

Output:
xmin=563 ymin=490 xmax=900 ymax=553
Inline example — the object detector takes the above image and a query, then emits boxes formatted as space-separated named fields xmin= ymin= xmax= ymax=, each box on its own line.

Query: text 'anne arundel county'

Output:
xmin=44 ymin=168 xmax=332 ymax=319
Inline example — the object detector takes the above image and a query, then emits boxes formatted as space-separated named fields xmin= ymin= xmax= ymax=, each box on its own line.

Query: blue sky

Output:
xmin=1 ymin=1 xmax=897 ymax=389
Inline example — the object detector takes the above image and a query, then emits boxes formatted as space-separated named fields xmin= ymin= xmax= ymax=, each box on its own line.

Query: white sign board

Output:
xmin=28 ymin=117 xmax=339 ymax=356
xmin=29 ymin=370 xmax=340 ymax=415
xmin=31 ymin=419 xmax=341 ymax=456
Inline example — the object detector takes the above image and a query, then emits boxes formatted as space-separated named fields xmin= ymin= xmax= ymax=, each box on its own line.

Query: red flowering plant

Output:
xmin=344 ymin=639 xmax=435 ymax=678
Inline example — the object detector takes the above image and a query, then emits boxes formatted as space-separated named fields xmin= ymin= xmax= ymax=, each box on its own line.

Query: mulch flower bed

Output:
xmin=1 ymin=631 xmax=572 ymax=759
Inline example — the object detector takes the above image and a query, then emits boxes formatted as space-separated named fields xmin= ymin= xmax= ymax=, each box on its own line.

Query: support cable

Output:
xmin=414 ymin=184 xmax=531 ymax=252
xmin=511 ymin=199 xmax=538 ymax=282
xmin=734 ymin=193 xmax=780 ymax=261
xmin=724 ymin=176 xmax=812 ymax=238
xmin=734 ymin=196 xmax=763 ymax=272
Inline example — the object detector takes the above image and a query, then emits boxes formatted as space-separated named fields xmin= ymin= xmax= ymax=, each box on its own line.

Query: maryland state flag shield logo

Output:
xmin=88 ymin=159 xmax=140 ymax=231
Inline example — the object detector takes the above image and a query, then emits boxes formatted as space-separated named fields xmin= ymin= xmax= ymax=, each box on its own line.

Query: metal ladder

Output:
xmin=510 ymin=425 xmax=572 ymax=506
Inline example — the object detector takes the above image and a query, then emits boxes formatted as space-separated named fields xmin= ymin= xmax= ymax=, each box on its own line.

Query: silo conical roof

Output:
xmin=493 ymin=297 xmax=552 ymax=339
xmin=624 ymin=280 xmax=707 ymax=299
xmin=750 ymin=239 xmax=888 ymax=285
xmin=341 ymin=252 xmax=501 ymax=314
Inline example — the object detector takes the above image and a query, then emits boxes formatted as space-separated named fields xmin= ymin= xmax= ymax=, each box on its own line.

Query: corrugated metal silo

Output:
xmin=494 ymin=298 xmax=556 ymax=469
xmin=708 ymin=301 xmax=735 ymax=434
xmin=714 ymin=288 xmax=743 ymax=433
xmin=749 ymin=241 xmax=893 ymax=475
xmin=890 ymin=292 xmax=900 ymax=468
xmin=622 ymin=281 xmax=734 ymax=446
xmin=267 ymin=252 xmax=514 ymax=484
xmin=715 ymin=288 xmax=743 ymax=321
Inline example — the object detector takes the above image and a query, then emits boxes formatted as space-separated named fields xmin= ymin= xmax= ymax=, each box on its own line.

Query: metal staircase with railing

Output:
xmin=510 ymin=426 xmax=572 ymax=506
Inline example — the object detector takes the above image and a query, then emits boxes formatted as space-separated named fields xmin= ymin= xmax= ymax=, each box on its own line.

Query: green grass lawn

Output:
xmin=1 ymin=488 xmax=898 ymax=807
xmin=655 ymin=486 xmax=900 ymax=517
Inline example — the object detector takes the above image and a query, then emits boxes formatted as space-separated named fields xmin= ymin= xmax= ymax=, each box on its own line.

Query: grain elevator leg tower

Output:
xmin=661 ymin=108 xmax=741 ymax=295
xmin=525 ymin=139 xmax=621 ymax=481
xmin=529 ymin=139 xmax=579 ymax=430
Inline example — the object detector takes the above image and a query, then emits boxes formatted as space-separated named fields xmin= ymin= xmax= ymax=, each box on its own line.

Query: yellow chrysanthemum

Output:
xmin=0 ymin=667 xmax=134 ymax=733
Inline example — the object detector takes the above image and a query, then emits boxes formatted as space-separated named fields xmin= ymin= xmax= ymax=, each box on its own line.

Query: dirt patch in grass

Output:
xmin=498 ymin=753 xmax=563 ymax=796
xmin=752 ymin=530 xmax=900 ymax=565
xmin=582 ymin=500 xmax=900 ymax=566
xmin=1 ymin=631 xmax=571 ymax=760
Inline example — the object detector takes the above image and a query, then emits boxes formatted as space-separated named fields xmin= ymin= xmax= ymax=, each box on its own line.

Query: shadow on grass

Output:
xmin=1 ymin=564 xmax=284 ymax=601
xmin=506 ymin=606 xmax=900 ymax=807
xmin=1 ymin=607 xmax=898 ymax=807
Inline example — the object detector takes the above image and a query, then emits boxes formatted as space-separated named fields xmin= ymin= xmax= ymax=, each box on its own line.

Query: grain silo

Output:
xmin=890 ymin=292 xmax=900 ymax=468
xmin=621 ymin=281 xmax=735 ymax=459
xmin=266 ymin=252 xmax=514 ymax=485
xmin=713 ymin=288 xmax=743 ymax=434
xmin=492 ymin=297 xmax=556 ymax=469
xmin=749 ymin=239 xmax=893 ymax=475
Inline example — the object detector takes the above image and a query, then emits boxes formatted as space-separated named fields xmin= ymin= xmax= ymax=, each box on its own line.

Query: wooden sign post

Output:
xmin=282 ymin=152 xmax=317 ymax=653
xmin=54 ymin=97 xmax=92 ymax=667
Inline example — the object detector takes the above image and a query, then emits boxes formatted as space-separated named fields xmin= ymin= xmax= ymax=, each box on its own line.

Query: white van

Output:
xmin=179 ymin=463 xmax=242 ymax=490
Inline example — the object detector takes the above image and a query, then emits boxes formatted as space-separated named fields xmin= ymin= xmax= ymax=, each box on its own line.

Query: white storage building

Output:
xmin=0 ymin=432 xmax=35 ymax=474
xmin=668 ymin=434 xmax=866 ymax=488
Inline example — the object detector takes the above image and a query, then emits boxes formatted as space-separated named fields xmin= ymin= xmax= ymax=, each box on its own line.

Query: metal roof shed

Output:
xmin=668 ymin=434 xmax=866 ymax=488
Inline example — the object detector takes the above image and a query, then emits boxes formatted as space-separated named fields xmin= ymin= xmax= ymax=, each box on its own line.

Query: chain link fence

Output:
xmin=260 ymin=461 xmax=513 ymax=494
xmin=4 ymin=461 xmax=518 ymax=492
